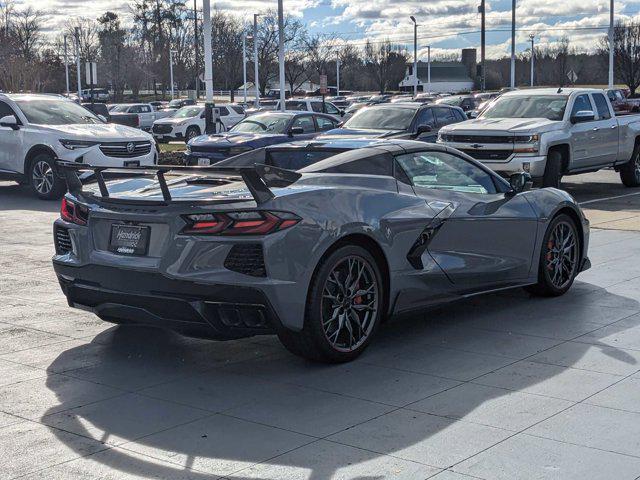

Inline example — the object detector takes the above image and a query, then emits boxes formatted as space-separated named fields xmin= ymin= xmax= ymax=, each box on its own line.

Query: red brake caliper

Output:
xmin=546 ymin=240 xmax=554 ymax=270
xmin=354 ymin=282 xmax=362 ymax=304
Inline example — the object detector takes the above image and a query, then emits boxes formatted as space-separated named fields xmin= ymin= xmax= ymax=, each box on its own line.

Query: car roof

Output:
xmin=363 ymin=102 xmax=421 ymax=110
xmin=502 ymin=88 xmax=603 ymax=97
xmin=265 ymin=138 xmax=401 ymax=151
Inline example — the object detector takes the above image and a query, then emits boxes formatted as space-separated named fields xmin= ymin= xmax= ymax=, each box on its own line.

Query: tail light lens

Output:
xmin=60 ymin=198 xmax=88 ymax=225
xmin=181 ymin=211 xmax=300 ymax=235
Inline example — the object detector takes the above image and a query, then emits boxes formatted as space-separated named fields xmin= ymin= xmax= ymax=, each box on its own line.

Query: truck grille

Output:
xmin=460 ymin=149 xmax=512 ymax=161
xmin=54 ymin=225 xmax=73 ymax=254
xmin=152 ymin=124 xmax=173 ymax=134
xmin=99 ymin=141 xmax=152 ymax=158
xmin=441 ymin=134 xmax=514 ymax=143
xmin=224 ymin=244 xmax=266 ymax=277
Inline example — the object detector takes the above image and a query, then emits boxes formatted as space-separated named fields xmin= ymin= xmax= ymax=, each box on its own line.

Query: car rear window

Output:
xmin=266 ymin=150 xmax=344 ymax=170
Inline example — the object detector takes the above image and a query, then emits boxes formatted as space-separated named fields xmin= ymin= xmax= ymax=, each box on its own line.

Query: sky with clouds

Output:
xmin=14 ymin=0 xmax=640 ymax=59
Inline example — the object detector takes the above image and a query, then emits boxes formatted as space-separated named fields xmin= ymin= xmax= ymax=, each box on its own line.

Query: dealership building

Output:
xmin=400 ymin=48 xmax=477 ymax=93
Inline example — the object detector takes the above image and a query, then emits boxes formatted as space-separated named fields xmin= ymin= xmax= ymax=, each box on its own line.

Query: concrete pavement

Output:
xmin=1 ymin=171 xmax=640 ymax=479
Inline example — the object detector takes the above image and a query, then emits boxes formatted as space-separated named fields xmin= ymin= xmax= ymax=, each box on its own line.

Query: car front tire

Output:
xmin=28 ymin=153 xmax=66 ymax=200
xmin=525 ymin=213 xmax=580 ymax=297
xmin=542 ymin=150 xmax=563 ymax=189
xmin=277 ymin=245 xmax=384 ymax=363
xmin=185 ymin=126 xmax=200 ymax=143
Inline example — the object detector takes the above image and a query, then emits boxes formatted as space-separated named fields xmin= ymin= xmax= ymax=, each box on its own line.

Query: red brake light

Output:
xmin=182 ymin=211 xmax=300 ymax=235
xmin=60 ymin=198 xmax=88 ymax=225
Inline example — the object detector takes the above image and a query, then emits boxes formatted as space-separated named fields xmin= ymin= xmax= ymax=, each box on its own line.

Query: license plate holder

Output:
xmin=109 ymin=224 xmax=150 ymax=256
xmin=124 ymin=160 xmax=140 ymax=167
xmin=198 ymin=158 xmax=211 ymax=166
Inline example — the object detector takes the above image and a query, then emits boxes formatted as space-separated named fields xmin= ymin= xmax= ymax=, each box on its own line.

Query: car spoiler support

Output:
xmin=56 ymin=161 xmax=302 ymax=205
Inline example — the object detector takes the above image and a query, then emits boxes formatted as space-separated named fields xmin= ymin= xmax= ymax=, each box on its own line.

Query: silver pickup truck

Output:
xmin=438 ymin=88 xmax=640 ymax=188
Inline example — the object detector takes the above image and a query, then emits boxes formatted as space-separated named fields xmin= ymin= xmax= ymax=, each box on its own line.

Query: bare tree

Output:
xmin=364 ymin=39 xmax=409 ymax=93
xmin=602 ymin=21 xmax=640 ymax=95
xmin=13 ymin=7 xmax=42 ymax=60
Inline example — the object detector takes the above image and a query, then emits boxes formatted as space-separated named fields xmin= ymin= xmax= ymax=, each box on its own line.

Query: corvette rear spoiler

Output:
xmin=56 ymin=161 xmax=301 ymax=205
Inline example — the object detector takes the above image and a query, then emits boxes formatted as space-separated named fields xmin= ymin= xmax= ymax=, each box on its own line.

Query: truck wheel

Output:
xmin=620 ymin=144 xmax=640 ymax=187
xmin=542 ymin=150 xmax=563 ymax=189
xmin=28 ymin=153 xmax=66 ymax=200
xmin=185 ymin=126 xmax=200 ymax=143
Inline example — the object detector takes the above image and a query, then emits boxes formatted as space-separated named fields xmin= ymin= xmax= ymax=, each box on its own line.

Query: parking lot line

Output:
xmin=580 ymin=191 xmax=640 ymax=206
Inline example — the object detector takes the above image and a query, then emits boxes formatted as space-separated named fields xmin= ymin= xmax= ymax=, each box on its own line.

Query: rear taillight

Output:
xmin=181 ymin=211 xmax=300 ymax=235
xmin=60 ymin=198 xmax=88 ymax=225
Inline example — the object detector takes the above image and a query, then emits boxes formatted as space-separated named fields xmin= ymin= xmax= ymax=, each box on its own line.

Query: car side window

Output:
xmin=324 ymin=103 xmax=339 ymax=114
xmin=0 ymin=101 xmax=17 ymax=119
xmin=592 ymin=93 xmax=611 ymax=120
xmin=607 ymin=90 xmax=617 ymax=102
xmin=434 ymin=107 xmax=456 ymax=127
xmin=218 ymin=106 xmax=229 ymax=116
xmin=310 ymin=102 xmax=323 ymax=113
xmin=140 ymin=105 xmax=151 ymax=113
xmin=395 ymin=151 xmax=497 ymax=194
xmin=232 ymin=106 xmax=245 ymax=114
xmin=291 ymin=115 xmax=315 ymax=133
xmin=129 ymin=105 xmax=142 ymax=113
xmin=571 ymin=94 xmax=594 ymax=117
xmin=414 ymin=108 xmax=435 ymax=128
xmin=454 ymin=109 xmax=467 ymax=121
xmin=316 ymin=116 xmax=337 ymax=131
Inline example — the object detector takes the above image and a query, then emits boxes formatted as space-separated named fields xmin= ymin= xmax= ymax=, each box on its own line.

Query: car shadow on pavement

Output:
xmin=40 ymin=284 xmax=640 ymax=479
xmin=0 ymin=183 xmax=60 ymax=213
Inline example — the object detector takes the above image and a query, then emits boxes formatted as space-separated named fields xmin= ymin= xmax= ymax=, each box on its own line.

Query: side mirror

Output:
xmin=415 ymin=124 xmax=432 ymax=135
xmin=570 ymin=110 xmax=595 ymax=124
xmin=289 ymin=126 xmax=304 ymax=136
xmin=340 ymin=110 xmax=345 ymax=117
xmin=0 ymin=115 xmax=19 ymax=130
xmin=0 ymin=115 xmax=20 ymax=130
xmin=507 ymin=172 xmax=533 ymax=195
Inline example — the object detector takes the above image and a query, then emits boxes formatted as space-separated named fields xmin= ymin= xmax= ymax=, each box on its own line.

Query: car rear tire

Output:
xmin=542 ymin=150 xmax=563 ymax=189
xmin=28 ymin=153 xmax=66 ymax=200
xmin=277 ymin=245 xmax=384 ymax=363
xmin=525 ymin=214 xmax=580 ymax=297
xmin=185 ymin=126 xmax=200 ymax=143
xmin=620 ymin=144 xmax=640 ymax=187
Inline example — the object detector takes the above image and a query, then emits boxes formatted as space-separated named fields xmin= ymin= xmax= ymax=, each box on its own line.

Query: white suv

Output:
xmin=0 ymin=93 xmax=157 ymax=199
xmin=152 ymin=104 xmax=246 ymax=143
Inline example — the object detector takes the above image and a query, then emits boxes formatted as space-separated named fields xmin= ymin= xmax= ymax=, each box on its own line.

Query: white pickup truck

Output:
xmin=108 ymin=103 xmax=174 ymax=131
xmin=438 ymin=88 xmax=640 ymax=188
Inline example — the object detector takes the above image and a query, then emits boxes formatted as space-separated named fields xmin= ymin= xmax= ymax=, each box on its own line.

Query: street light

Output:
xmin=63 ymin=34 xmax=70 ymax=96
xmin=529 ymin=34 xmax=535 ymax=87
xmin=336 ymin=51 xmax=340 ymax=96
xmin=277 ymin=0 xmax=285 ymax=111
xmin=609 ymin=0 xmax=614 ymax=88
xmin=410 ymin=16 xmax=418 ymax=97
xmin=510 ymin=0 xmax=516 ymax=89
xmin=74 ymin=27 xmax=82 ymax=101
xmin=427 ymin=45 xmax=431 ymax=94
xmin=243 ymin=33 xmax=249 ymax=105
xmin=253 ymin=13 xmax=260 ymax=108
xmin=169 ymin=49 xmax=176 ymax=99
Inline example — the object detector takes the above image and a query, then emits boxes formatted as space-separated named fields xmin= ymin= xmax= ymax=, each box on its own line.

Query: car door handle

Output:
xmin=611 ymin=125 xmax=618 ymax=129
xmin=592 ymin=127 xmax=599 ymax=132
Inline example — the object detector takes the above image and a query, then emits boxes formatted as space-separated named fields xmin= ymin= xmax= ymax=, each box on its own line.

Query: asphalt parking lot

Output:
xmin=1 ymin=170 xmax=640 ymax=479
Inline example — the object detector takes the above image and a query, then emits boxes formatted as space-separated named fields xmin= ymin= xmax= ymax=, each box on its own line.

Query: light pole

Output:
xmin=253 ymin=14 xmax=260 ymax=108
xmin=510 ymin=0 xmax=516 ymax=89
xmin=63 ymin=34 xmax=70 ymax=96
xmin=74 ymin=27 xmax=82 ymax=101
xmin=479 ymin=0 xmax=486 ymax=91
xmin=202 ymin=0 xmax=213 ymax=103
xmin=277 ymin=0 xmax=285 ymax=111
xmin=410 ymin=16 xmax=418 ymax=96
xmin=609 ymin=0 xmax=614 ymax=88
xmin=427 ymin=45 xmax=431 ymax=94
xmin=242 ymin=32 xmax=248 ymax=105
xmin=336 ymin=51 xmax=340 ymax=96
xmin=529 ymin=34 xmax=535 ymax=87
xmin=169 ymin=49 xmax=176 ymax=99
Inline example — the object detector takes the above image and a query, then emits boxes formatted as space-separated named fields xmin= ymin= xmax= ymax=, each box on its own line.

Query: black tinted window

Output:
xmin=0 ymin=101 xmax=16 ymax=118
xmin=266 ymin=150 xmax=341 ymax=169
xmin=592 ymin=94 xmax=611 ymax=119
xmin=218 ymin=106 xmax=229 ymax=116
xmin=291 ymin=115 xmax=315 ymax=133
xmin=323 ymin=154 xmax=392 ymax=176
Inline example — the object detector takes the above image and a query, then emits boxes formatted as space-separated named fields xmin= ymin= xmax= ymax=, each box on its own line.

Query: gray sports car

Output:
xmin=53 ymin=141 xmax=590 ymax=362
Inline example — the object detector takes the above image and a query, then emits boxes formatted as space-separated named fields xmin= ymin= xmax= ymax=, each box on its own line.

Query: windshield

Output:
xmin=15 ymin=99 xmax=102 ymax=125
xmin=480 ymin=95 xmax=568 ymax=121
xmin=343 ymin=107 xmax=415 ymax=130
xmin=168 ymin=100 xmax=182 ymax=107
xmin=230 ymin=113 xmax=291 ymax=133
xmin=174 ymin=106 xmax=202 ymax=118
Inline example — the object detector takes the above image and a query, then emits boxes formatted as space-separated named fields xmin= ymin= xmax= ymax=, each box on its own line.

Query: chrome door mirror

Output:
xmin=0 ymin=115 xmax=19 ymax=130
xmin=570 ymin=110 xmax=595 ymax=123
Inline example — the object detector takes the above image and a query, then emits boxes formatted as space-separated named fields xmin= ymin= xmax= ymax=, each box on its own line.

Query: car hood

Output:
xmin=319 ymin=127 xmax=404 ymax=139
xmin=39 ymin=123 xmax=152 ymax=142
xmin=442 ymin=117 xmax=561 ymax=134
xmin=154 ymin=116 xmax=194 ymax=125
xmin=190 ymin=132 xmax=288 ymax=148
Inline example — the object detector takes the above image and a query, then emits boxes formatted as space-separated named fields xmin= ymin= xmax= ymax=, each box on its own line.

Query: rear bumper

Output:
xmin=53 ymin=262 xmax=280 ymax=340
